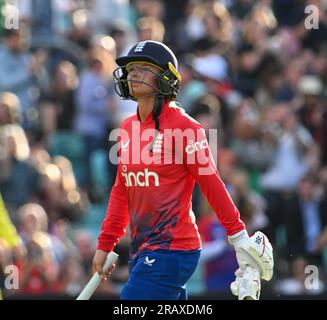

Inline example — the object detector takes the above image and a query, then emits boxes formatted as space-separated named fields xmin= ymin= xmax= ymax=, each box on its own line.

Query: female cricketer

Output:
xmin=92 ymin=40 xmax=274 ymax=300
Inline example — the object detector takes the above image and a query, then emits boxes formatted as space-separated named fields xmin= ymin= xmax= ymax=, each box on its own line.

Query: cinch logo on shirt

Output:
xmin=185 ymin=139 xmax=208 ymax=155
xmin=122 ymin=165 xmax=160 ymax=187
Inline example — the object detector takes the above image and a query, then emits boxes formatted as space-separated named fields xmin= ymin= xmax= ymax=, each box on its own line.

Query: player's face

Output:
xmin=126 ymin=62 xmax=161 ymax=99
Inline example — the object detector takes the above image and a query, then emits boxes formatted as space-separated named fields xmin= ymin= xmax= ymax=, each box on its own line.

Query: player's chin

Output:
xmin=131 ymin=89 xmax=149 ymax=99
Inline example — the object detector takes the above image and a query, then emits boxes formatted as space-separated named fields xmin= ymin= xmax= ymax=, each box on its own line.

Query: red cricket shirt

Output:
xmin=97 ymin=101 xmax=245 ymax=257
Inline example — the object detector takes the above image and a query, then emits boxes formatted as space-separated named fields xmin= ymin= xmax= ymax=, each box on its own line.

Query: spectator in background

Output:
xmin=174 ymin=0 xmax=207 ymax=53
xmin=228 ymin=170 xmax=269 ymax=235
xmin=50 ymin=61 xmax=78 ymax=131
xmin=188 ymin=94 xmax=222 ymax=216
xmin=73 ymin=230 xmax=121 ymax=297
xmin=48 ymin=219 xmax=83 ymax=296
xmin=240 ymin=2 xmax=277 ymax=54
xmin=19 ymin=0 xmax=75 ymax=39
xmin=110 ymin=22 xmax=135 ymax=57
xmin=254 ymin=54 xmax=285 ymax=108
xmin=21 ymin=0 xmax=54 ymax=40
xmin=189 ymin=93 xmax=222 ymax=135
xmin=19 ymin=230 xmax=61 ymax=294
xmin=37 ymin=99 xmax=58 ymax=143
xmin=131 ymin=0 xmax=165 ymax=23
xmin=17 ymin=203 xmax=50 ymax=245
xmin=16 ymin=202 xmax=64 ymax=294
xmin=0 ymin=92 xmax=21 ymax=126
xmin=274 ymin=255 xmax=325 ymax=295
xmin=0 ymin=125 xmax=40 ymax=218
xmin=67 ymin=7 xmax=92 ymax=51
xmin=74 ymin=230 xmax=95 ymax=277
xmin=229 ymin=0 xmax=255 ymax=21
xmin=57 ymin=255 xmax=86 ymax=296
xmin=36 ymin=163 xmax=63 ymax=223
xmin=260 ymin=106 xmax=319 ymax=245
xmin=282 ymin=174 xmax=327 ymax=266
xmin=91 ymin=34 xmax=137 ymax=127
xmin=177 ymin=60 xmax=207 ymax=112
xmin=136 ymin=16 xmax=165 ymax=42
xmin=52 ymin=156 xmax=89 ymax=221
xmin=231 ymin=98 xmax=277 ymax=191
xmin=297 ymin=75 xmax=327 ymax=166
xmin=299 ymin=0 xmax=327 ymax=52
xmin=36 ymin=157 xmax=88 ymax=224
xmin=73 ymin=46 xmax=117 ymax=187
xmin=89 ymin=0 xmax=132 ymax=34
xmin=51 ymin=218 xmax=77 ymax=260
xmin=261 ymin=106 xmax=318 ymax=192
xmin=230 ymin=44 xmax=261 ymax=98
xmin=268 ymin=54 xmax=306 ymax=105
xmin=74 ymin=47 xmax=115 ymax=151
xmin=272 ymin=0 xmax=305 ymax=28
xmin=202 ymin=2 xmax=233 ymax=54
xmin=191 ymin=39 xmax=231 ymax=128
xmin=0 ymin=30 xmax=45 ymax=127
xmin=192 ymin=39 xmax=229 ymax=88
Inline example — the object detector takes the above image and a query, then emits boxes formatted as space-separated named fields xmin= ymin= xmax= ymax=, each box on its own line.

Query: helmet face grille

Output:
xmin=113 ymin=65 xmax=180 ymax=100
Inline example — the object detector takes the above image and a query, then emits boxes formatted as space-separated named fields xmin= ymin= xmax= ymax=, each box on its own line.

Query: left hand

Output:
xmin=228 ymin=230 xmax=274 ymax=281
xmin=228 ymin=230 xmax=273 ymax=300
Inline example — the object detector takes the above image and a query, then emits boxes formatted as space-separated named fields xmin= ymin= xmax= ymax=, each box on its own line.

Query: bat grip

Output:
xmin=76 ymin=252 xmax=119 ymax=300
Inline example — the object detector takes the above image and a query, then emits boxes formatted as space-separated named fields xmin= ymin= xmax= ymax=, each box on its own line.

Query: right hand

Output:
xmin=92 ymin=250 xmax=116 ymax=281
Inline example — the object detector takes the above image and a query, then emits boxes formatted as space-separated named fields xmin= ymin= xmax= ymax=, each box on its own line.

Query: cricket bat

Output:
xmin=76 ymin=251 xmax=119 ymax=300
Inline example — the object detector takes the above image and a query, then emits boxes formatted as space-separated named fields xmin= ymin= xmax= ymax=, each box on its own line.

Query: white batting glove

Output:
xmin=228 ymin=230 xmax=274 ymax=281
xmin=231 ymin=266 xmax=261 ymax=300
xmin=230 ymin=268 xmax=243 ymax=296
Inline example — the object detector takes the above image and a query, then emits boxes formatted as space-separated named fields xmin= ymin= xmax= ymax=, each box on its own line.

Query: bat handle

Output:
xmin=102 ymin=251 xmax=119 ymax=273
xmin=76 ymin=251 xmax=119 ymax=300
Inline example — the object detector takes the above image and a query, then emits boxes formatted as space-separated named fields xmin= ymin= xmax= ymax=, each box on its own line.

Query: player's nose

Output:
xmin=129 ymin=67 xmax=144 ymax=80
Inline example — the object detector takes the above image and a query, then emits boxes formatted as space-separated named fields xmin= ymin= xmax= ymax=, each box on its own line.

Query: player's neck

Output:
xmin=137 ymin=96 xmax=155 ymax=122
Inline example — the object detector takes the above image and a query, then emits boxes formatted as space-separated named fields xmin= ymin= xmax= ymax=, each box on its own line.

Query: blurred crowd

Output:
xmin=0 ymin=0 xmax=327 ymax=299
